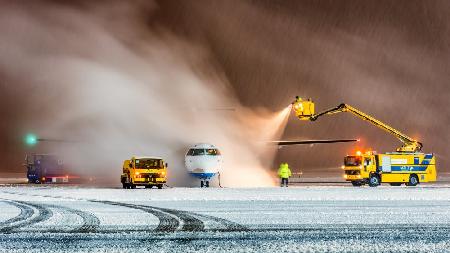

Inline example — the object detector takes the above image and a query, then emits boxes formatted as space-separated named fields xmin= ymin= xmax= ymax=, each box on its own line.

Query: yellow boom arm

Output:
xmin=292 ymin=97 xmax=422 ymax=152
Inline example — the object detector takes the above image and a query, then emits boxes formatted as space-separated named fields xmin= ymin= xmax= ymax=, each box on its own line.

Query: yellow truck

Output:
xmin=292 ymin=96 xmax=437 ymax=187
xmin=120 ymin=156 xmax=167 ymax=189
xmin=343 ymin=151 xmax=436 ymax=187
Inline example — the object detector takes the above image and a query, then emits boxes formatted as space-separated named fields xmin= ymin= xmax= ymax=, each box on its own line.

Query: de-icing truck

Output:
xmin=292 ymin=97 xmax=437 ymax=187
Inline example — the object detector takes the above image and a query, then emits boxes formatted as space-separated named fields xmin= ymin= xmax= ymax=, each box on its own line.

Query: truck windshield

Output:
xmin=344 ymin=156 xmax=362 ymax=166
xmin=135 ymin=159 xmax=163 ymax=169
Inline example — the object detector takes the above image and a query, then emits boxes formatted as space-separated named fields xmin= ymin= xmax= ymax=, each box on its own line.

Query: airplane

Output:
xmin=184 ymin=143 xmax=223 ymax=188
xmin=185 ymin=139 xmax=358 ymax=188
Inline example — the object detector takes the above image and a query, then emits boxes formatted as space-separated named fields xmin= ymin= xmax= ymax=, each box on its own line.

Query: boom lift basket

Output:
xmin=292 ymin=97 xmax=315 ymax=120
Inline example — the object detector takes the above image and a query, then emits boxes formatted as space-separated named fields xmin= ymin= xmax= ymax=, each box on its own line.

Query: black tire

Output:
xmin=145 ymin=185 xmax=153 ymax=189
xmin=157 ymin=184 xmax=163 ymax=189
xmin=406 ymin=175 xmax=419 ymax=186
xmin=130 ymin=184 xmax=136 ymax=189
xmin=200 ymin=181 xmax=204 ymax=188
xmin=35 ymin=179 xmax=41 ymax=184
xmin=122 ymin=183 xmax=127 ymax=189
xmin=351 ymin=181 xmax=362 ymax=187
xmin=390 ymin=183 xmax=402 ymax=186
xmin=205 ymin=181 xmax=210 ymax=188
xmin=368 ymin=174 xmax=380 ymax=187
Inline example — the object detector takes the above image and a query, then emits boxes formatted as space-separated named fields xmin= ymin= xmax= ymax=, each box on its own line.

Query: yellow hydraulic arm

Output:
xmin=292 ymin=97 xmax=423 ymax=153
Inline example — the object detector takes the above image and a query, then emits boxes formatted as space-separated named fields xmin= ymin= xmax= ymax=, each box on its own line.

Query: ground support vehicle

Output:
xmin=121 ymin=156 xmax=167 ymax=189
xmin=25 ymin=154 xmax=74 ymax=184
xmin=343 ymin=151 xmax=436 ymax=187
xmin=292 ymin=97 xmax=437 ymax=187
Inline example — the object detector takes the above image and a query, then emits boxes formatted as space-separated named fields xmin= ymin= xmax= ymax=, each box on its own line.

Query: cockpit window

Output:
xmin=206 ymin=149 xmax=221 ymax=155
xmin=187 ymin=148 xmax=221 ymax=156
xmin=187 ymin=149 xmax=206 ymax=156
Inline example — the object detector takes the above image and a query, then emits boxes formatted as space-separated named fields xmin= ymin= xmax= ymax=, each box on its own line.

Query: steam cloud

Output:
xmin=164 ymin=1 xmax=450 ymax=176
xmin=0 ymin=1 xmax=290 ymax=186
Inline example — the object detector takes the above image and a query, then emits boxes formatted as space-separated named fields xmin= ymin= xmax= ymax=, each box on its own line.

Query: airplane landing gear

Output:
xmin=200 ymin=180 xmax=210 ymax=188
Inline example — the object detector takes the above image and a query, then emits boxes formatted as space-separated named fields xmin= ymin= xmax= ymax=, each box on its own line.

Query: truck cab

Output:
xmin=343 ymin=152 xmax=375 ymax=186
xmin=120 ymin=156 xmax=167 ymax=189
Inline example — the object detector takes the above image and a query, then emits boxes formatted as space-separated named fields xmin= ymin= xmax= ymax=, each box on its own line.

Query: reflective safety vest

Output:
xmin=278 ymin=163 xmax=292 ymax=179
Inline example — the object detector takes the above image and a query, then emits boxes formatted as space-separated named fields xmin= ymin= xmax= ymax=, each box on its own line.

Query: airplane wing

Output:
xmin=271 ymin=139 xmax=359 ymax=146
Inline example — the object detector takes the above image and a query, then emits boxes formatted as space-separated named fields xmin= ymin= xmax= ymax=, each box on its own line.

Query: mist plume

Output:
xmin=0 ymin=1 xmax=289 ymax=186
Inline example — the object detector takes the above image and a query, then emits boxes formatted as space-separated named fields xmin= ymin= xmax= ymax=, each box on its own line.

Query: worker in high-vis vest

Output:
xmin=278 ymin=162 xmax=292 ymax=187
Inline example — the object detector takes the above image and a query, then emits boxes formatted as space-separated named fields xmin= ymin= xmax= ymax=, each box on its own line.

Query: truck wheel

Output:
xmin=389 ymin=183 xmax=402 ymax=186
xmin=368 ymin=174 xmax=380 ymax=187
xmin=205 ymin=181 xmax=210 ymax=188
xmin=130 ymin=184 xmax=136 ymax=189
xmin=200 ymin=181 xmax=204 ymax=188
xmin=145 ymin=185 xmax=152 ymax=189
xmin=351 ymin=181 xmax=362 ymax=187
xmin=122 ymin=183 xmax=127 ymax=189
xmin=157 ymin=184 xmax=163 ymax=189
xmin=35 ymin=179 xmax=41 ymax=184
xmin=406 ymin=175 xmax=419 ymax=186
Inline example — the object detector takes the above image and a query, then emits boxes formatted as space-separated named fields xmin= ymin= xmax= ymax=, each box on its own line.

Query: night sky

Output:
xmin=1 ymin=0 xmax=449 ymax=178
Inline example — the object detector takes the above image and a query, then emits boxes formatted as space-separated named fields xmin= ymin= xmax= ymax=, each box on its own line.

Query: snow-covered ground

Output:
xmin=1 ymin=185 xmax=450 ymax=252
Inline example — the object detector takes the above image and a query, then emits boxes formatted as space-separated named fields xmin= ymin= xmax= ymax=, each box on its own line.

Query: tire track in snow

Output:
xmin=94 ymin=200 xmax=243 ymax=232
xmin=29 ymin=203 xmax=101 ymax=233
xmin=133 ymin=204 xmax=247 ymax=232
xmin=189 ymin=212 xmax=248 ymax=232
xmin=0 ymin=198 xmax=100 ymax=233
xmin=91 ymin=200 xmax=181 ymax=232
xmin=0 ymin=200 xmax=53 ymax=233
xmin=145 ymin=206 xmax=205 ymax=232
xmin=0 ymin=200 xmax=35 ymax=228
xmin=1 ymin=191 xmax=247 ymax=232
xmin=65 ymin=206 xmax=101 ymax=232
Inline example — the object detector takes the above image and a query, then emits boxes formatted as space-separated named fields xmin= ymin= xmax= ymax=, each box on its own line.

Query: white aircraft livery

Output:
xmin=185 ymin=143 xmax=223 ymax=188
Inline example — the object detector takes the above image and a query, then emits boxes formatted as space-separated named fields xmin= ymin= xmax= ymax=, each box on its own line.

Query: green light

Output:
xmin=25 ymin=134 xmax=38 ymax=146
